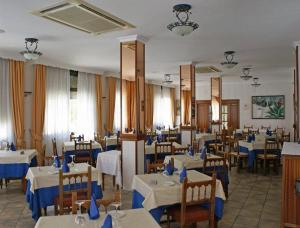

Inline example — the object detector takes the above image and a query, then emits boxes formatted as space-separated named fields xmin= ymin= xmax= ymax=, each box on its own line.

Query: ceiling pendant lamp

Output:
xmin=251 ymin=77 xmax=261 ymax=87
xmin=162 ymin=74 xmax=173 ymax=84
xmin=20 ymin=38 xmax=42 ymax=60
xmin=220 ymin=51 xmax=238 ymax=69
xmin=167 ymin=4 xmax=199 ymax=36
xmin=240 ymin=67 xmax=253 ymax=80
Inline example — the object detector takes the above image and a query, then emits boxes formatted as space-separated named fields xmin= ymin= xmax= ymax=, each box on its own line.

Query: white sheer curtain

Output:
xmin=153 ymin=85 xmax=173 ymax=128
xmin=0 ymin=58 xmax=14 ymax=143
xmin=76 ymin=72 xmax=96 ymax=139
xmin=113 ymin=79 xmax=121 ymax=131
xmin=44 ymin=66 xmax=70 ymax=155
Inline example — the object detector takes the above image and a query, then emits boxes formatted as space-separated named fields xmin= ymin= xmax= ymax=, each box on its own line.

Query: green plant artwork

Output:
xmin=252 ymin=95 xmax=285 ymax=119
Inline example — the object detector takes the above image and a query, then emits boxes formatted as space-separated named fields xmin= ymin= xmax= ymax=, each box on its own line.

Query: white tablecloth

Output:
xmin=96 ymin=150 xmax=122 ymax=186
xmin=0 ymin=149 xmax=37 ymax=164
xmin=164 ymin=154 xmax=222 ymax=170
xmin=132 ymin=170 xmax=226 ymax=211
xmin=34 ymin=208 xmax=160 ymax=228
xmin=63 ymin=141 xmax=102 ymax=151
xmin=104 ymin=136 xmax=118 ymax=146
xmin=195 ymin=133 xmax=216 ymax=147
xmin=282 ymin=142 xmax=300 ymax=156
xmin=26 ymin=163 xmax=102 ymax=193
xmin=239 ymin=140 xmax=265 ymax=151
xmin=145 ymin=141 xmax=184 ymax=155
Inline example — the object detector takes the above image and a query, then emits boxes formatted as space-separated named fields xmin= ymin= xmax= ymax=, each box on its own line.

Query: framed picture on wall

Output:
xmin=252 ymin=95 xmax=285 ymax=119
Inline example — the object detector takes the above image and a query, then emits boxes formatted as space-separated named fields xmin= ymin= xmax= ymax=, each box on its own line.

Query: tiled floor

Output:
xmin=0 ymin=167 xmax=281 ymax=228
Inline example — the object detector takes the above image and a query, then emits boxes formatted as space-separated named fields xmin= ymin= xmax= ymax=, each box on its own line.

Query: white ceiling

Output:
xmin=0 ymin=0 xmax=299 ymax=84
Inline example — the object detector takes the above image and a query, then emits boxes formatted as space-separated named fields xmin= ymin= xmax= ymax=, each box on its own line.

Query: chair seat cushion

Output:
xmin=257 ymin=154 xmax=278 ymax=159
xmin=167 ymin=204 xmax=210 ymax=224
xmin=230 ymin=151 xmax=248 ymax=157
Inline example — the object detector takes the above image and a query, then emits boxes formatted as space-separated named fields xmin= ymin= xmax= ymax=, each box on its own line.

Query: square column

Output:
xmin=120 ymin=35 xmax=146 ymax=190
xmin=180 ymin=64 xmax=196 ymax=146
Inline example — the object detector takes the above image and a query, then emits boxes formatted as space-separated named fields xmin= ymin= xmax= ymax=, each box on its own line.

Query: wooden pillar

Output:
xmin=180 ymin=64 xmax=196 ymax=146
xmin=211 ymin=77 xmax=222 ymax=132
xmin=119 ymin=35 xmax=146 ymax=190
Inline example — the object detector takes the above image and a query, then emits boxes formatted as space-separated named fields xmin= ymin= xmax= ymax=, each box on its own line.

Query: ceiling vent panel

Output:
xmin=32 ymin=0 xmax=135 ymax=35
xmin=195 ymin=66 xmax=221 ymax=74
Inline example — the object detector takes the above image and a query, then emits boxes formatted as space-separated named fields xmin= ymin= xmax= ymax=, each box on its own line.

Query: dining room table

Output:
xmin=25 ymin=163 xmax=103 ymax=220
xmin=34 ymin=208 xmax=160 ymax=228
xmin=131 ymin=170 xmax=226 ymax=223
xmin=195 ymin=133 xmax=218 ymax=147
xmin=239 ymin=133 xmax=278 ymax=170
xmin=96 ymin=150 xmax=122 ymax=189
xmin=63 ymin=140 xmax=102 ymax=162
xmin=0 ymin=149 xmax=37 ymax=179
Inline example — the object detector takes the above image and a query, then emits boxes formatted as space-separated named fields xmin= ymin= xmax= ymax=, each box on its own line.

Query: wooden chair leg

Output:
xmin=263 ymin=159 xmax=267 ymax=175
xmin=113 ymin=176 xmax=116 ymax=188
xmin=0 ymin=179 xmax=2 ymax=189
xmin=22 ymin=177 xmax=27 ymax=193
xmin=54 ymin=205 xmax=58 ymax=215
xmin=43 ymin=207 xmax=47 ymax=216
xmin=167 ymin=214 xmax=171 ymax=228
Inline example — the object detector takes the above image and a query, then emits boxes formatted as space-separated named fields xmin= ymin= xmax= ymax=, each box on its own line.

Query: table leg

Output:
xmin=102 ymin=173 xmax=105 ymax=191
xmin=22 ymin=177 xmax=26 ymax=193
xmin=113 ymin=176 xmax=115 ymax=188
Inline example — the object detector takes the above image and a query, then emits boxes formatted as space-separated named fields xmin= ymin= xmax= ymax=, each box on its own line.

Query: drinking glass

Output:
xmin=70 ymin=155 xmax=75 ymax=167
xmin=110 ymin=193 xmax=122 ymax=227
xmin=75 ymin=200 xmax=85 ymax=226
xmin=52 ymin=156 xmax=57 ymax=169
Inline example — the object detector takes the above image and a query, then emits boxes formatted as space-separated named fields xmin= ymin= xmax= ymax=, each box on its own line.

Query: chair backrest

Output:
xmin=154 ymin=142 xmax=174 ymax=163
xmin=52 ymin=138 xmax=58 ymax=156
xmin=203 ymin=157 xmax=227 ymax=174
xmin=147 ymin=162 xmax=165 ymax=174
xmin=71 ymin=190 xmax=120 ymax=214
xmin=244 ymin=125 xmax=253 ymax=130
xmin=59 ymin=166 xmax=92 ymax=215
xmin=283 ymin=132 xmax=290 ymax=142
xmin=180 ymin=173 xmax=216 ymax=227
xmin=174 ymin=147 xmax=189 ymax=154
xmin=40 ymin=144 xmax=46 ymax=166
xmin=70 ymin=133 xmax=85 ymax=141
xmin=264 ymin=139 xmax=279 ymax=157
xmin=249 ymin=128 xmax=259 ymax=134
xmin=74 ymin=140 xmax=93 ymax=163
xmin=275 ymin=128 xmax=284 ymax=139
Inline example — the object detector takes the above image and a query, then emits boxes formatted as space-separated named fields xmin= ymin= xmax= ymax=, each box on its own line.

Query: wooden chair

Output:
xmin=74 ymin=140 xmax=93 ymax=165
xmin=167 ymin=173 xmax=217 ymax=228
xmin=167 ymin=128 xmax=179 ymax=143
xmin=229 ymin=140 xmax=248 ymax=172
xmin=249 ymin=128 xmax=259 ymax=134
xmin=282 ymin=132 xmax=290 ymax=144
xmin=256 ymin=139 xmax=280 ymax=175
xmin=203 ymin=157 xmax=228 ymax=198
xmin=71 ymin=190 xmax=120 ymax=214
xmin=147 ymin=162 xmax=165 ymax=174
xmin=54 ymin=166 xmax=92 ymax=215
xmin=154 ymin=142 xmax=174 ymax=163
xmin=244 ymin=125 xmax=253 ymax=131
xmin=174 ymin=147 xmax=189 ymax=154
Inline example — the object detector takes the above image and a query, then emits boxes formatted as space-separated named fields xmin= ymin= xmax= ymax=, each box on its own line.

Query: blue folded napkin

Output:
xmin=200 ymin=146 xmax=207 ymax=160
xmin=188 ymin=146 xmax=194 ymax=156
xmin=78 ymin=135 xmax=82 ymax=141
xmin=146 ymin=136 xmax=152 ymax=145
xmin=101 ymin=214 xmax=112 ymax=228
xmin=62 ymin=159 xmax=69 ymax=173
xmin=252 ymin=134 xmax=256 ymax=141
xmin=166 ymin=160 xmax=174 ymax=175
xmin=54 ymin=156 xmax=61 ymax=168
xmin=88 ymin=194 xmax=100 ymax=220
xmin=10 ymin=143 xmax=16 ymax=151
xmin=266 ymin=129 xmax=272 ymax=136
xmin=180 ymin=167 xmax=187 ymax=183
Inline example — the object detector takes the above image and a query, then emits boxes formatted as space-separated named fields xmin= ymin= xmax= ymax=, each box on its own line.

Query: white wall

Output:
xmin=196 ymin=78 xmax=294 ymax=136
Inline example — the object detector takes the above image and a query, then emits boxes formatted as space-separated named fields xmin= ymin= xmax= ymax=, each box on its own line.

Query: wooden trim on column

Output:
xmin=295 ymin=46 xmax=299 ymax=141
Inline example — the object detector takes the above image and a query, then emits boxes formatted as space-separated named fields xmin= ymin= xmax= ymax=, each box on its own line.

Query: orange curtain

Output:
xmin=182 ymin=90 xmax=191 ymax=125
xmin=107 ymin=77 xmax=116 ymax=133
xmin=9 ymin=60 xmax=25 ymax=148
xmin=170 ymin=88 xmax=176 ymax=127
xmin=95 ymin=75 xmax=102 ymax=136
xmin=31 ymin=64 xmax=46 ymax=164
xmin=145 ymin=84 xmax=154 ymax=129
xmin=126 ymin=80 xmax=136 ymax=130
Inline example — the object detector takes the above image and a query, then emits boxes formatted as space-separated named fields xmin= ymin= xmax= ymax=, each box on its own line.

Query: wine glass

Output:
xmin=69 ymin=155 xmax=75 ymax=167
xmin=75 ymin=200 xmax=85 ymax=226
xmin=110 ymin=193 xmax=122 ymax=227
xmin=52 ymin=155 xmax=57 ymax=169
